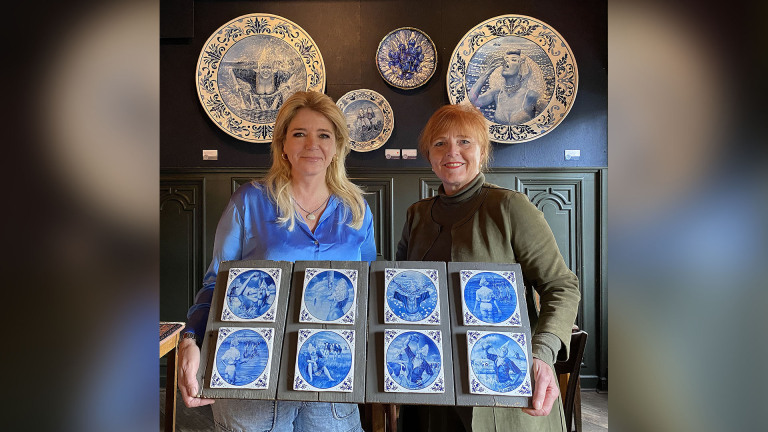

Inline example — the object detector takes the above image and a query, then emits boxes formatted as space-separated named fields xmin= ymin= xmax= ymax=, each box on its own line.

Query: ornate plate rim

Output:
xmin=376 ymin=27 xmax=438 ymax=90
xmin=196 ymin=13 xmax=326 ymax=143
xmin=336 ymin=89 xmax=394 ymax=152
xmin=446 ymin=14 xmax=578 ymax=144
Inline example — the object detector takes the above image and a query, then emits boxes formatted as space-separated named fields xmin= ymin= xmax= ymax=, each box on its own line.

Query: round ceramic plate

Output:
xmin=336 ymin=89 xmax=394 ymax=152
xmin=196 ymin=13 xmax=326 ymax=143
xmin=447 ymin=15 xmax=578 ymax=143
xmin=376 ymin=27 xmax=437 ymax=90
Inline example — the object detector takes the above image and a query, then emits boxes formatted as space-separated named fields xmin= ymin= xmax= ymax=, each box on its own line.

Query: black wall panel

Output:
xmin=161 ymin=0 xmax=606 ymax=169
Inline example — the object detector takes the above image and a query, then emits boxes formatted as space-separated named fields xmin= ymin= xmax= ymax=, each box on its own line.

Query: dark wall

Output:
xmin=161 ymin=0 xmax=607 ymax=169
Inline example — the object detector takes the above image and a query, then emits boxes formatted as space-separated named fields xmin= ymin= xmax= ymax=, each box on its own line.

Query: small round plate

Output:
xmin=336 ymin=89 xmax=394 ymax=152
xmin=196 ymin=13 xmax=326 ymax=143
xmin=376 ymin=27 xmax=437 ymax=90
xmin=447 ymin=15 xmax=578 ymax=143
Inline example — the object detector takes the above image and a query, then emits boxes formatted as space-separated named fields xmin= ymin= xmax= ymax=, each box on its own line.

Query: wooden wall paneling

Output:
xmin=160 ymin=179 xmax=205 ymax=321
xmin=160 ymin=178 xmax=204 ymax=386
xmin=419 ymin=177 xmax=442 ymax=199
xmin=351 ymin=177 xmax=394 ymax=261
xmin=514 ymin=172 xmax=601 ymax=389
xmin=232 ymin=176 xmax=254 ymax=192
xmin=598 ymin=168 xmax=607 ymax=390
xmin=515 ymin=176 xmax=581 ymax=274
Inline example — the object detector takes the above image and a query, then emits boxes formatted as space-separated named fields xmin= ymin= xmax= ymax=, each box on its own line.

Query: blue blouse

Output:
xmin=185 ymin=182 xmax=377 ymax=336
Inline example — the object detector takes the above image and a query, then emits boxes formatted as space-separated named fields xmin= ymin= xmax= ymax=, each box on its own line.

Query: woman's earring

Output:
xmin=282 ymin=153 xmax=288 ymax=160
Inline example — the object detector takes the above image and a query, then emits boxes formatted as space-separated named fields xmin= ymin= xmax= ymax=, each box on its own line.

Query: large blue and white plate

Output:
xmin=196 ymin=13 xmax=326 ymax=143
xmin=336 ymin=89 xmax=394 ymax=152
xmin=447 ymin=15 xmax=577 ymax=144
xmin=376 ymin=27 xmax=437 ymax=90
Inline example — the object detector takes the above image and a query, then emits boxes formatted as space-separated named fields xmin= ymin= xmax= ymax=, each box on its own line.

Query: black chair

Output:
xmin=555 ymin=328 xmax=588 ymax=432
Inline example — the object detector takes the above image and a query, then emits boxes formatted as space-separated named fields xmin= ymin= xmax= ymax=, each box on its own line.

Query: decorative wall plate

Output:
xmin=376 ymin=27 xmax=437 ymax=90
xmin=336 ymin=89 xmax=394 ymax=152
xmin=447 ymin=15 xmax=578 ymax=143
xmin=196 ymin=13 xmax=326 ymax=143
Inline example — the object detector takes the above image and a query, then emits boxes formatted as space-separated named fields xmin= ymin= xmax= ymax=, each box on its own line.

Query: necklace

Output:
xmin=503 ymin=81 xmax=522 ymax=93
xmin=503 ymin=75 xmax=523 ymax=93
xmin=292 ymin=194 xmax=330 ymax=221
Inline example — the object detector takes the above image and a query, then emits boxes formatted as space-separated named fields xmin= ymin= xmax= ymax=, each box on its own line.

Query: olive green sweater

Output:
xmin=396 ymin=174 xmax=580 ymax=361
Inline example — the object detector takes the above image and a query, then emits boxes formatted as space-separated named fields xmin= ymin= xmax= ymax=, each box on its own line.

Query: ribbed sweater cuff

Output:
xmin=531 ymin=332 xmax=561 ymax=366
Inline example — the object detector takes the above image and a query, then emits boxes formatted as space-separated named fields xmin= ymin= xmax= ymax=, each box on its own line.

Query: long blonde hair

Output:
xmin=261 ymin=91 xmax=367 ymax=230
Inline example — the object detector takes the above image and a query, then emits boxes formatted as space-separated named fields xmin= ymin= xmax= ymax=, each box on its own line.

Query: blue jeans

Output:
xmin=212 ymin=399 xmax=363 ymax=432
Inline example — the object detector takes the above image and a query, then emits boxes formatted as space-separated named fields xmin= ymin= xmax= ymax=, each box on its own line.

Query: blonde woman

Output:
xmin=178 ymin=91 xmax=375 ymax=431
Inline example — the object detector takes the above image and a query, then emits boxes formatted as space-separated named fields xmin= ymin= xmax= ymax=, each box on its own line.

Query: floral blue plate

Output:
xmin=376 ymin=27 xmax=437 ymax=90
xmin=196 ymin=13 xmax=326 ymax=143
xmin=447 ymin=15 xmax=578 ymax=144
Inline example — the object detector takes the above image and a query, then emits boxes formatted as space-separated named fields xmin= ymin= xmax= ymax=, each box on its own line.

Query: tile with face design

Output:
xmin=384 ymin=268 xmax=440 ymax=325
xmin=460 ymin=269 xmax=521 ymax=326
xmin=221 ymin=267 xmax=282 ymax=322
xmin=466 ymin=330 xmax=531 ymax=396
xmin=293 ymin=329 xmax=355 ymax=392
xmin=210 ymin=327 xmax=275 ymax=389
xmin=299 ymin=268 xmax=358 ymax=325
xmin=383 ymin=329 xmax=445 ymax=393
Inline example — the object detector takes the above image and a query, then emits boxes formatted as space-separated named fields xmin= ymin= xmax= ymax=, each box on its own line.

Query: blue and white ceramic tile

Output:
xmin=460 ymin=270 xmax=521 ymax=326
xmin=299 ymin=268 xmax=358 ymax=324
xmin=293 ymin=329 xmax=355 ymax=392
xmin=376 ymin=27 xmax=437 ymax=90
xmin=383 ymin=329 xmax=445 ymax=393
xmin=221 ymin=268 xmax=281 ymax=322
xmin=196 ymin=13 xmax=326 ymax=143
xmin=210 ymin=327 xmax=274 ymax=389
xmin=466 ymin=330 xmax=532 ymax=396
xmin=447 ymin=15 xmax=578 ymax=144
xmin=336 ymin=89 xmax=394 ymax=152
xmin=383 ymin=268 xmax=440 ymax=325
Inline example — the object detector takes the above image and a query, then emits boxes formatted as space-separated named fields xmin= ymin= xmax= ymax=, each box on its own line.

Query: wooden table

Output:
xmin=160 ymin=322 xmax=185 ymax=432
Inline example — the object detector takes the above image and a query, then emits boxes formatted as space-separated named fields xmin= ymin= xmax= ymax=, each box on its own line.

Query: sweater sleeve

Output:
xmin=531 ymin=332 xmax=562 ymax=366
xmin=507 ymin=192 xmax=580 ymax=358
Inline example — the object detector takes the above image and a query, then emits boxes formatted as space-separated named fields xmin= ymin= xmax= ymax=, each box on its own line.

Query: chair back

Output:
xmin=554 ymin=329 xmax=588 ymax=432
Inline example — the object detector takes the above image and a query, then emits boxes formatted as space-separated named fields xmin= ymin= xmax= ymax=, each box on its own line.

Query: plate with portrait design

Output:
xmin=447 ymin=15 xmax=578 ymax=144
xmin=336 ymin=89 xmax=394 ymax=152
xmin=196 ymin=13 xmax=326 ymax=143
xmin=376 ymin=27 xmax=437 ymax=90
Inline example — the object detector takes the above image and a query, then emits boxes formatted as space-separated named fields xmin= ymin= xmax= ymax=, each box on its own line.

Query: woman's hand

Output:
xmin=521 ymin=358 xmax=559 ymax=417
xmin=487 ymin=56 xmax=506 ymax=71
xmin=177 ymin=337 xmax=215 ymax=408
